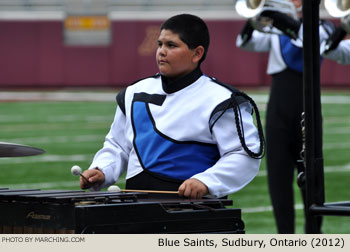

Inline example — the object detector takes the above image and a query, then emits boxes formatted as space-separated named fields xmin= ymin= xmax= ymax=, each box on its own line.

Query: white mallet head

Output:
xmin=71 ymin=165 xmax=82 ymax=176
xmin=107 ymin=185 xmax=121 ymax=192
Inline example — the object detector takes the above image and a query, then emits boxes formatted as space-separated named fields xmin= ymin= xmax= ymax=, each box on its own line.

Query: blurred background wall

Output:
xmin=0 ymin=0 xmax=348 ymax=88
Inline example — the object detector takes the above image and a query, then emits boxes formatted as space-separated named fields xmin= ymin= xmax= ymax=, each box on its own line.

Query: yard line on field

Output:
xmin=0 ymin=154 xmax=93 ymax=164
xmin=324 ymin=117 xmax=350 ymax=124
xmin=251 ymin=94 xmax=350 ymax=104
xmin=1 ymin=123 xmax=108 ymax=132
xmin=321 ymin=96 xmax=350 ymax=104
xmin=244 ymin=200 xmax=350 ymax=213
xmin=0 ymin=91 xmax=117 ymax=102
xmin=323 ymin=164 xmax=350 ymax=172
xmin=1 ymin=178 xmax=126 ymax=190
xmin=0 ymin=115 xmax=112 ymax=123
xmin=0 ymin=92 xmax=349 ymax=104
xmin=256 ymin=164 xmax=350 ymax=177
xmin=323 ymin=142 xmax=350 ymax=149
xmin=1 ymin=181 xmax=80 ymax=189
xmin=250 ymin=95 xmax=268 ymax=103
xmin=324 ymin=127 xmax=350 ymax=134
xmin=243 ymin=203 xmax=304 ymax=213
xmin=2 ymin=135 xmax=105 ymax=144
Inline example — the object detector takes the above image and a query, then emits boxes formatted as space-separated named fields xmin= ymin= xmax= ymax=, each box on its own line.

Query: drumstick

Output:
xmin=79 ymin=174 xmax=90 ymax=184
xmin=107 ymin=185 xmax=178 ymax=194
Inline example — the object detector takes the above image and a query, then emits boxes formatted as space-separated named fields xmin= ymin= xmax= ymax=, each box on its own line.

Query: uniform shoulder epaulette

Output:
xmin=208 ymin=76 xmax=265 ymax=159
xmin=208 ymin=76 xmax=247 ymax=105
xmin=116 ymin=88 xmax=127 ymax=115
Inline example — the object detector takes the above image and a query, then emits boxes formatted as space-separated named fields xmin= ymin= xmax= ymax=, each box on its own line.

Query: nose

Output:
xmin=157 ymin=44 xmax=166 ymax=56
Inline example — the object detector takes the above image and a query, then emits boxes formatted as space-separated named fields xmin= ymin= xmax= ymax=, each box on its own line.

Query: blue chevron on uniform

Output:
xmin=132 ymin=100 xmax=220 ymax=180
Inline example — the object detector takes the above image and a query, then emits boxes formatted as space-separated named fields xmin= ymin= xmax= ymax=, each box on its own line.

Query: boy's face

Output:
xmin=156 ymin=29 xmax=203 ymax=79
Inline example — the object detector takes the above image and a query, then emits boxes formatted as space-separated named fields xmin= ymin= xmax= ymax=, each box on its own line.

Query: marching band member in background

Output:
xmin=80 ymin=14 xmax=264 ymax=199
xmin=236 ymin=0 xmax=347 ymax=233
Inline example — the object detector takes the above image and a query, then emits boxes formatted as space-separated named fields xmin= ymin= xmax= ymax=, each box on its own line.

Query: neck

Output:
xmin=161 ymin=67 xmax=202 ymax=93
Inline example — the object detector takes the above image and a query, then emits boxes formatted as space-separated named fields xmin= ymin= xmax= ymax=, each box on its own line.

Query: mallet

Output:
xmin=107 ymin=185 xmax=179 ymax=194
xmin=71 ymin=165 xmax=90 ymax=184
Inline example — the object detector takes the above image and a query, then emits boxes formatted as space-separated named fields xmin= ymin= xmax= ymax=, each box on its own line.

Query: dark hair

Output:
xmin=160 ymin=14 xmax=210 ymax=64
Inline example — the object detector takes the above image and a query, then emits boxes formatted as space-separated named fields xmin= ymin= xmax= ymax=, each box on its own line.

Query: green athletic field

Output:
xmin=1 ymin=89 xmax=350 ymax=234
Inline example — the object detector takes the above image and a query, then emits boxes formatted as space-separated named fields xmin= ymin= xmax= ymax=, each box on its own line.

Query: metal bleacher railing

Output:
xmin=0 ymin=0 xmax=238 ymax=20
xmin=0 ymin=0 xmax=234 ymax=11
xmin=0 ymin=0 xmax=331 ymax=20
xmin=0 ymin=0 xmax=246 ymax=21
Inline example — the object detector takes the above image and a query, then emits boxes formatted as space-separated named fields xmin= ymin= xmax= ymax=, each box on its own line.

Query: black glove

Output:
xmin=324 ymin=26 xmax=347 ymax=53
xmin=260 ymin=10 xmax=301 ymax=39
xmin=239 ymin=20 xmax=255 ymax=46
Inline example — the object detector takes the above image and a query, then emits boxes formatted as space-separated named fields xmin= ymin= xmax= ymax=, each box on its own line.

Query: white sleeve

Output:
xmin=236 ymin=30 xmax=272 ymax=52
xmin=322 ymin=39 xmax=350 ymax=65
xmin=192 ymin=102 xmax=261 ymax=198
xmin=88 ymin=107 xmax=129 ymax=190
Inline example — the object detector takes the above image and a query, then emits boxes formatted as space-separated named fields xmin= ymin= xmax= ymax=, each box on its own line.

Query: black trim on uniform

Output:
xmin=208 ymin=77 xmax=249 ymax=132
xmin=161 ymin=67 xmax=203 ymax=94
xmin=116 ymin=88 xmax=127 ymax=115
xmin=133 ymin=92 xmax=166 ymax=106
xmin=210 ymin=94 xmax=247 ymax=114
xmin=116 ymin=73 xmax=161 ymax=115
xmin=209 ymin=98 xmax=232 ymax=132
xmin=211 ymin=99 xmax=233 ymax=116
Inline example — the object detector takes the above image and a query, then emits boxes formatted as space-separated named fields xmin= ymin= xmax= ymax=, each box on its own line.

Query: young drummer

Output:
xmin=80 ymin=14 xmax=264 ymax=199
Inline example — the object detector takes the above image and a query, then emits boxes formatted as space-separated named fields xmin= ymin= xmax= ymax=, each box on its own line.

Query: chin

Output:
xmin=160 ymin=73 xmax=171 ymax=78
xmin=159 ymin=69 xmax=171 ymax=77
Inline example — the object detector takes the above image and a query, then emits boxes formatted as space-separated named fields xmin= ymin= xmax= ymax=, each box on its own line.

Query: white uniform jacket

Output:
xmin=89 ymin=68 xmax=261 ymax=198
xmin=236 ymin=22 xmax=336 ymax=74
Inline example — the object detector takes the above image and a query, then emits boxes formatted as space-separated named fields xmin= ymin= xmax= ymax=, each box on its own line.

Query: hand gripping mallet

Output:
xmin=71 ymin=165 xmax=90 ymax=184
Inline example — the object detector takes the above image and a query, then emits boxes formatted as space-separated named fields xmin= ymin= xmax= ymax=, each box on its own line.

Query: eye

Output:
xmin=157 ymin=41 xmax=162 ymax=47
xmin=167 ymin=42 xmax=177 ymax=48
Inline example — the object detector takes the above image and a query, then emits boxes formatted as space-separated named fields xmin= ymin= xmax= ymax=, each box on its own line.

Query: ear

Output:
xmin=192 ymin=46 xmax=205 ymax=63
